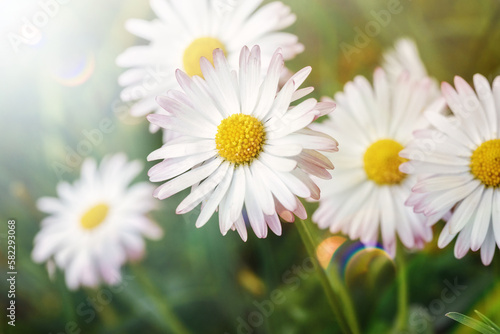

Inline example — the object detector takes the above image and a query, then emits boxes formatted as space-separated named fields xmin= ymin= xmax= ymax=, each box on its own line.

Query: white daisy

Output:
xmin=117 ymin=0 xmax=304 ymax=141
xmin=147 ymin=45 xmax=337 ymax=240
xmin=401 ymin=74 xmax=500 ymax=265
xmin=32 ymin=154 xmax=162 ymax=290
xmin=383 ymin=38 xmax=440 ymax=99
xmin=312 ymin=68 xmax=434 ymax=257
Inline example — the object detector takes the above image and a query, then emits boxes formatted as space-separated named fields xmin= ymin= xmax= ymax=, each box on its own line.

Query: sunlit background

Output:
xmin=1 ymin=0 xmax=500 ymax=333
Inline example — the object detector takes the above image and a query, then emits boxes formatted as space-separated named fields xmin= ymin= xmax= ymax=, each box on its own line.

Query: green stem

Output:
xmin=395 ymin=247 xmax=408 ymax=331
xmin=131 ymin=264 xmax=191 ymax=334
xmin=295 ymin=217 xmax=360 ymax=334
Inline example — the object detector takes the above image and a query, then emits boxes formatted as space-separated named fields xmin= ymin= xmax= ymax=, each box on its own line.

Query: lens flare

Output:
xmin=52 ymin=52 xmax=95 ymax=87
xmin=316 ymin=236 xmax=347 ymax=269
xmin=343 ymin=243 xmax=396 ymax=288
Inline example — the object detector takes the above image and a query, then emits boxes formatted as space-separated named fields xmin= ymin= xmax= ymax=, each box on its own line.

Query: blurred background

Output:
xmin=1 ymin=0 xmax=500 ymax=333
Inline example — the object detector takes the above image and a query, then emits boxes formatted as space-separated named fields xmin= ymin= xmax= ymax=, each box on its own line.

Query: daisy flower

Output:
xmin=117 ymin=0 xmax=304 ymax=140
xmin=401 ymin=74 xmax=500 ymax=265
xmin=312 ymin=68 xmax=434 ymax=256
xmin=32 ymin=154 xmax=162 ymax=290
xmin=383 ymin=38 xmax=440 ymax=99
xmin=147 ymin=45 xmax=337 ymax=240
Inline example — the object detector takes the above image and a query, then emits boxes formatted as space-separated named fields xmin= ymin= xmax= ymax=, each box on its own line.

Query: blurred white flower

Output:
xmin=117 ymin=0 xmax=304 ymax=141
xmin=32 ymin=153 xmax=162 ymax=290
xmin=402 ymin=74 xmax=500 ymax=265
xmin=312 ymin=68 xmax=435 ymax=257
xmin=148 ymin=46 xmax=337 ymax=240
xmin=383 ymin=38 xmax=440 ymax=99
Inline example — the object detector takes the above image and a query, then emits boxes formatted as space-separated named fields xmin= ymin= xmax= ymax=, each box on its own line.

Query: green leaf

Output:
xmin=474 ymin=310 xmax=500 ymax=331
xmin=445 ymin=312 xmax=500 ymax=334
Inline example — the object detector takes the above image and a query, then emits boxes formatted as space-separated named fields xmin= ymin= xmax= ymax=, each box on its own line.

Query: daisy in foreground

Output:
xmin=32 ymin=154 xmax=162 ymax=290
xmin=117 ymin=0 xmax=303 ymax=139
xmin=402 ymin=74 xmax=500 ymax=265
xmin=147 ymin=46 xmax=337 ymax=240
xmin=312 ymin=68 xmax=434 ymax=257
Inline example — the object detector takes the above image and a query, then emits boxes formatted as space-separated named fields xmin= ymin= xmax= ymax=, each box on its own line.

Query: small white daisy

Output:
xmin=117 ymin=0 xmax=304 ymax=140
xmin=147 ymin=45 xmax=337 ymax=240
xmin=32 ymin=154 xmax=162 ymax=290
xmin=401 ymin=74 xmax=500 ymax=265
xmin=312 ymin=68 xmax=435 ymax=256
xmin=383 ymin=38 xmax=440 ymax=99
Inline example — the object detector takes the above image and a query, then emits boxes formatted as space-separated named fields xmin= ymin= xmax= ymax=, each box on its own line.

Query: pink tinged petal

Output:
xmin=448 ymin=185 xmax=483 ymax=234
xmin=234 ymin=215 xmax=248 ymax=242
xmin=422 ymin=181 xmax=480 ymax=216
xmin=275 ymin=171 xmax=311 ymax=199
xmin=252 ymin=50 xmax=284 ymax=120
xmin=121 ymin=232 xmax=146 ymax=260
xmin=148 ymin=151 xmax=216 ymax=182
xmin=442 ymin=81 xmax=482 ymax=146
xmin=292 ymin=87 xmax=314 ymax=103
xmin=480 ymin=226 xmax=496 ymax=266
xmin=138 ymin=217 xmax=163 ymax=240
xmin=292 ymin=170 xmax=320 ymax=200
xmin=239 ymin=46 xmax=261 ymax=115
xmin=288 ymin=66 xmax=312 ymax=92
xmin=424 ymin=110 xmax=473 ymax=148
xmin=263 ymin=76 xmax=295 ymax=121
xmin=269 ymin=132 xmax=338 ymax=153
xmin=259 ymin=151 xmax=297 ymax=172
xmin=176 ymin=162 xmax=230 ymax=214
xmin=147 ymin=140 xmax=216 ymax=161
xmin=275 ymin=199 xmax=295 ymax=223
xmin=249 ymin=163 xmax=275 ymax=216
xmin=400 ymin=160 xmax=470 ymax=175
xmin=279 ymin=98 xmax=318 ymax=123
xmin=156 ymin=93 xmax=215 ymax=126
xmin=265 ymin=213 xmax=282 ymax=236
xmin=438 ymin=221 xmax=457 ymax=249
xmin=473 ymin=74 xmax=497 ymax=137
xmin=195 ymin=167 xmax=234 ymax=228
xmin=453 ymin=76 xmax=490 ymax=142
xmin=153 ymin=158 xmax=222 ymax=200
xmin=454 ymin=223 xmax=473 ymax=259
xmin=147 ymin=113 xmax=215 ymax=139
xmin=412 ymin=174 xmax=474 ymax=193
xmin=99 ymin=264 xmax=121 ymax=286
xmin=470 ymin=187 xmax=493 ymax=251
xmin=244 ymin=166 xmax=268 ymax=239
xmin=267 ymin=111 xmax=316 ymax=140
xmin=253 ymin=159 xmax=297 ymax=211
xmin=293 ymin=199 xmax=307 ymax=220
xmin=226 ymin=166 xmax=246 ymax=222
xmin=211 ymin=49 xmax=240 ymax=115
xmin=173 ymin=71 xmax=225 ymax=124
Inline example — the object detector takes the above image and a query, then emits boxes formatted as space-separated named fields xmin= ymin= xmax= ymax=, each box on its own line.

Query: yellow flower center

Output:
xmin=80 ymin=203 xmax=109 ymax=230
xmin=215 ymin=114 xmax=265 ymax=164
xmin=183 ymin=37 xmax=226 ymax=77
xmin=363 ymin=139 xmax=408 ymax=185
xmin=470 ymin=139 xmax=500 ymax=187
